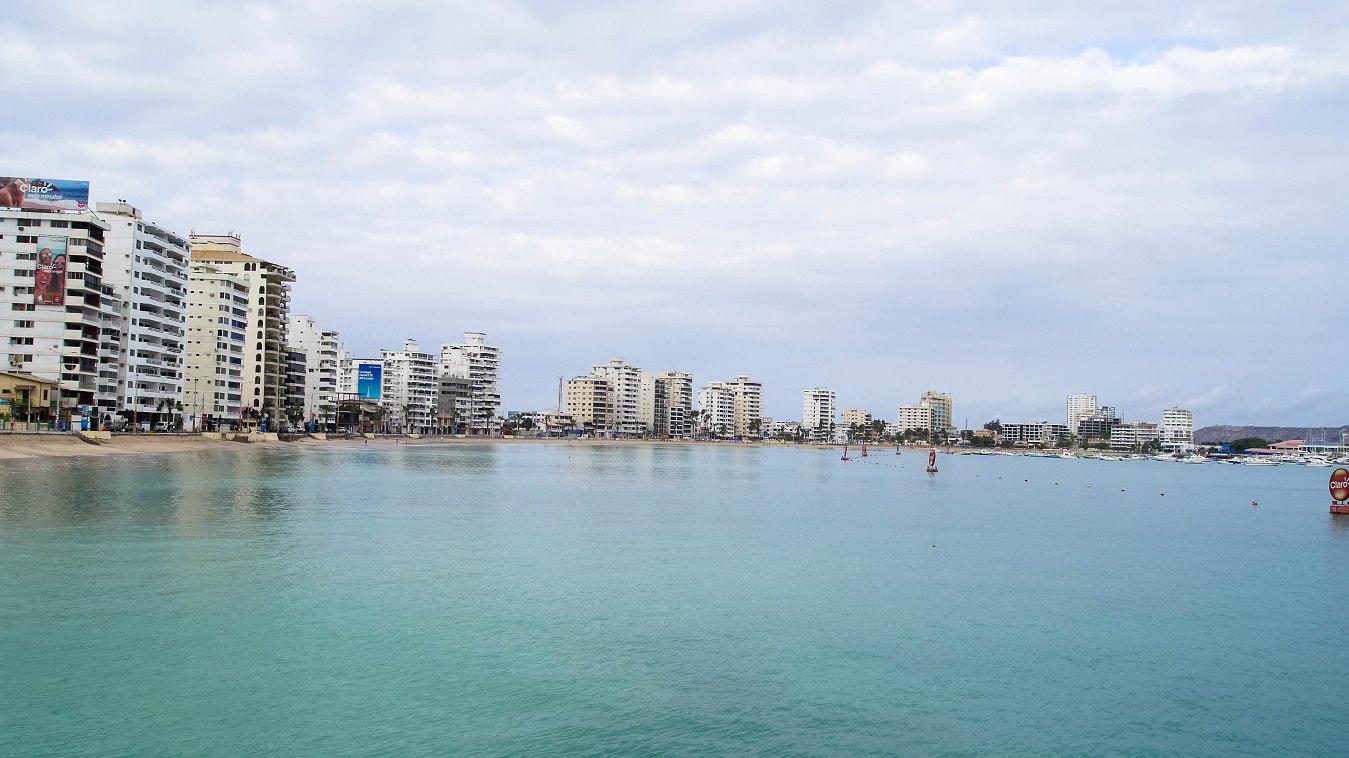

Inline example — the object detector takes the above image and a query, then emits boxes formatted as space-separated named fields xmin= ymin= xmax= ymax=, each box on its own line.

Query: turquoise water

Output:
xmin=3 ymin=443 xmax=1348 ymax=756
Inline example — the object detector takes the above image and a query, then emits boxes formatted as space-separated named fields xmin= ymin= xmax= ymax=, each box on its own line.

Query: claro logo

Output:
xmin=1330 ymin=468 xmax=1349 ymax=503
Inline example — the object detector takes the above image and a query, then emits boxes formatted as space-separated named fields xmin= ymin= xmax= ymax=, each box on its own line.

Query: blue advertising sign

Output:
xmin=0 ymin=177 xmax=91 ymax=212
xmin=356 ymin=363 xmax=382 ymax=399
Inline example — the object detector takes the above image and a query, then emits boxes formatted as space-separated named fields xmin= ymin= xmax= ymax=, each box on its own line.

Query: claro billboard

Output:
xmin=34 ymin=236 xmax=68 ymax=306
xmin=356 ymin=363 xmax=382 ymax=400
xmin=0 ymin=177 xmax=91 ymax=212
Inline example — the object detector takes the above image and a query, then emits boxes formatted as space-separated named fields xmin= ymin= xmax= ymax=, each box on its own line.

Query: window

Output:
xmin=12 ymin=269 xmax=33 ymax=277
xmin=16 ymin=235 xmax=35 ymax=243
xmin=15 ymin=252 xmax=35 ymax=260
xmin=12 ymin=320 xmax=33 ymax=328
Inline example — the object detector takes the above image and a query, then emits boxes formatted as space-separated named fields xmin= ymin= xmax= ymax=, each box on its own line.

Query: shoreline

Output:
xmin=0 ymin=432 xmax=856 ymax=461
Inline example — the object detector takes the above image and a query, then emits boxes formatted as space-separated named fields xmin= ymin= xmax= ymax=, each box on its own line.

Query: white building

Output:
xmin=802 ymin=387 xmax=837 ymax=441
xmin=380 ymin=339 xmax=437 ymax=433
xmin=0 ymin=207 xmax=115 ymax=421
xmin=289 ymin=315 xmax=340 ymax=429
xmin=640 ymin=370 xmax=693 ymax=437
xmin=97 ymin=202 xmax=189 ymax=427
xmin=1110 ymin=421 xmax=1159 ymax=450
xmin=184 ymin=262 xmax=249 ymax=427
xmin=189 ymin=234 xmax=295 ymax=424
xmin=696 ymin=374 xmax=763 ymax=437
xmin=439 ymin=332 xmax=501 ymax=435
xmin=1160 ymin=407 xmax=1194 ymax=451
xmin=697 ymin=381 xmax=736 ymax=436
xmin=896 ymin=402 xmax=932 ymax=434
xmin=1066 ymin=392 xmax=1098 ymax=435
xmin=590 ymin=357 xmax=642 ymax=437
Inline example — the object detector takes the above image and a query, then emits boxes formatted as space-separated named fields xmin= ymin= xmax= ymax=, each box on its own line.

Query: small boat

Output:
xmin=861 ymin=442 xmax=868 ymax=458
xmin=840 ymin=443 xmax=851 ymax=461
xmin=926 ymin=448 xmax=938 ymax=474
xmin=1178 ymin=454 xmax=1208 ymax=464
xmin=1305 ymin=457 xmax=1332 ymax=467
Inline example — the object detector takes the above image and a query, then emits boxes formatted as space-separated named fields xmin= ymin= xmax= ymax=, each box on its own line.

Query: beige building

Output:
xmin=189 ymin=235 xmax=295 ymax=423
xmin=184 ymin=262 xmax=250 ymax=428
xmin=842 ymin=408 xmax=872 ymax=428
xmin=564 ymin=375 xmax=610 ymax=431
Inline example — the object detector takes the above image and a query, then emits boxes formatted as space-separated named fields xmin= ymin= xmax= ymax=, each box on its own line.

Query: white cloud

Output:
xmin=3 ymin=2 xmax=1347 ymax=422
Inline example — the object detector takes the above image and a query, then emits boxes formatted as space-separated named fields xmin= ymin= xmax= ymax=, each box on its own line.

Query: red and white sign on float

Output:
xmin=1330 ymin=468 xmax=1349 ymax=514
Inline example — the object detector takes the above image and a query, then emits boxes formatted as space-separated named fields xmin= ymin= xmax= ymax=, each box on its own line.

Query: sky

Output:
xmin=4 ymin=2 xmax=1347 ymax=428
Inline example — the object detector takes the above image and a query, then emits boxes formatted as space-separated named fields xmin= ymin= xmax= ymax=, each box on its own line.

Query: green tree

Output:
xmin=1231 ymin=437 xmax=1269 ymax=451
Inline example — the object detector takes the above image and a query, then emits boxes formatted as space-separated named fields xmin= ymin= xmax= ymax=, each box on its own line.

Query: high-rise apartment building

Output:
xmin=1066 ymin=392 xmax=1098 ymax=435
xmin=696 ymin=374 xmax=762 ymax=437
xmin=184 ymin=262 xmax=249 ymax=427
xmin=0 ymin=207 xmax=114 ymax=420
xmin=380 ymin=339 xmax=437 ymax=433
xmin=564 ymin=375 xmax=610 ymax=431
xmin=896 ymin=402 xmax=931 ymax=433
xmin=590 ymin=357 xmax=642 ymax=437
xmin=640 ymin=370 xmax=693 ymax=437
xmin=922 ymin=390 xmax=953 ymax=432
xmin=97 ymin=202 xmax=189 ymax=427
xmin=1160 ymin=407 xmax=1194 ymax=451
xmin=802 ymin=387 xmax=837 ymax=440
xmin=289 ymin=315 xmax=340 ymax=428
xmin=440 ymin=332 xmax=501 ymax=435
xmin=189 ymin=234 xmax=295 ymax=424
xmin=697 ymin=381 xmax=736 ymax=435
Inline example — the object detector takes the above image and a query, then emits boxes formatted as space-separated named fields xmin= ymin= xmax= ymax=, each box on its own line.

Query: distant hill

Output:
xmin=1195 ymin=425 xmax=1349 ymax=444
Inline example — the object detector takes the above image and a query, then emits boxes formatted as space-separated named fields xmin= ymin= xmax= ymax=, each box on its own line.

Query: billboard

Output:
xmin=0 ymin=177 xmax=90 ymax=212
xmin=34 ymin=236 xmax=68 ymax=306
xmin=356 ymin=363 xmax=382 ymax=400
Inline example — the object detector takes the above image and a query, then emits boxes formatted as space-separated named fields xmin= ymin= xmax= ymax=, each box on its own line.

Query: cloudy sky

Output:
xmin=6 ymin=2 xmax=1347 ymax=427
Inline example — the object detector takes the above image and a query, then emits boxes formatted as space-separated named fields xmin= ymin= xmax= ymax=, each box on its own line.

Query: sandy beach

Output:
xmin=0 ymin=432 xmax=850 ymax=461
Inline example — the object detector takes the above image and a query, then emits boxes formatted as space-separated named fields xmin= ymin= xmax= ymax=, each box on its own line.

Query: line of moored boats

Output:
xmin=965 ymin=450 xmax=1344 ymax=467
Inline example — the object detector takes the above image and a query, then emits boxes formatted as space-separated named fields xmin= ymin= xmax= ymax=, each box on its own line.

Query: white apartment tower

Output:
xmin=1160 ymin=407 xmax=1194 ymax=452
xmin=591 ymin=357 xmax=642 ymax=437
xmin=0 ymin=207 xmax=115 ymax=419
xmin=696 ymin=374 xmax=763 ymax=437
xmin=289 ymin=315 xmax=340 ymax=428
xmin=189 ymin=234 xmax=295 ymax=424
xmin=896 ymin=402 xmax=931 ymax=434
xmin=440 ymin=332 xmax=501 ymax=435
xmin=1066 ymin=393 xmax=1098 ymax=435
xmin=640 ymin=370 xmax=693 ymax=438
xmin=697 ymin=381 xmax=736 ymax=436
xmin=184 ymin=262 xmax=249 ymax=427
xmin=380 ymin=339 xmax=437 ymax=434
xmin=802 ymin=387 xmax=837 ymax=440
xmin=97 ymin=202 xmax=189 ymax=427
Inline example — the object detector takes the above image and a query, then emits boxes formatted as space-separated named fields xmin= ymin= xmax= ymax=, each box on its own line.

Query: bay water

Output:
xmin=3 ymin=443 xmax=1348 ymax=756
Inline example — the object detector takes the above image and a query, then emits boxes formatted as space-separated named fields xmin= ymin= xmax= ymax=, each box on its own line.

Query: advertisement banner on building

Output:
xmin=356 ymin=363 xmax=382 ymax=400
xmin=0 ymin=177 xmax=91 ymax=212
xmin=34 ymin=236 xmax=68 ymax=306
